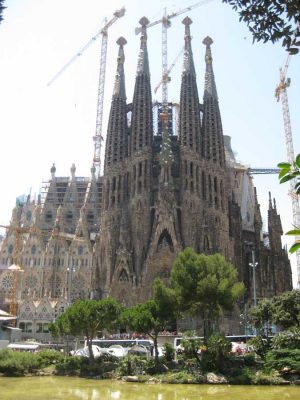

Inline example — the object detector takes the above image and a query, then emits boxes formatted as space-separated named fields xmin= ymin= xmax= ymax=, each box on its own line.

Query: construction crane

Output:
xmin=135 ymin=0 xmax=213 ymax=109
xmin=249 ymin=168 xmax=280 ymax=175
xmin=275 ymin=55 xmax=300 ymax=287
xmin=154 ymin=46 xmax=184 ymax=94
xmin=47 ymin=7 xmax=125 ymax=178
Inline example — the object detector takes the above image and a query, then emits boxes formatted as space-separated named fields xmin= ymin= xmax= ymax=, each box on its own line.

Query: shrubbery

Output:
xmin=247 ymin=336 xmax=270 ymax=360
xmin=203 ymin=333 xmax=232 ymax=371
xmin=55 ymin=355 xmax=85 ymax=375
xmin=271 ymin=328 xmax=300 ymax=350
xmin=265 ymin=349 xmax=300 ymax=373
xmin=162 ymin=342 xmax=175 ymax=362
xmin=0 ymin=349 xmax=41 ymax=376
xmin=117 ymin=355 xmax=147 ymax=376
xmin=36 ymin=349 xmax=65 ymax=367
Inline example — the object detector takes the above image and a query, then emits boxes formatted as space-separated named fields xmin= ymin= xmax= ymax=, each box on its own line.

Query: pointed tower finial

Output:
xmin=137 ymin=17 xmax=150 ymax=75
xmin=268 ymin=191 xmax=272 ymax=209
xmin=104 ymin=36 xmax=129 ymax=170
xmin=179 ymin=16 xmax=200 ymax=152
xmin=182 ymin=17 xmax=195 ymax=75
xmin=139 ymin=16 xmax=149 ymax=27
xmin=113 ymin=36 xmax=127 ymax=99
xmin=71 ymin=163 xmax=76 ymax=179
xmin=182 ymin=16 xmax=192 ymax=29
xmin=203 ymin=36 xmax=213 ymax=47
xmin=203 ymin=36 xmax=218 ymax=99
xmin=51 ymin=163 xmax=56 ymax=179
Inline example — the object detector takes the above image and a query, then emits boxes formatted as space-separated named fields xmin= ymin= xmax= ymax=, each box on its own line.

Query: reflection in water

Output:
xmin=0 ymin=377 xmax=299 ymax=400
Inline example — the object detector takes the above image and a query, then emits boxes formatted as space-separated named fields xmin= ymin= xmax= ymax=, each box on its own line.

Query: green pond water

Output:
xmin=0 ymin=377 xmax=299 ymax=400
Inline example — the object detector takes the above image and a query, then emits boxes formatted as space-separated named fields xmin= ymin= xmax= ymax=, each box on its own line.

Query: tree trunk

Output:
xmin=87 ymin=336 xmax=94 ymax=362
xmin=153 ymin=336 xmax=159 ymax=370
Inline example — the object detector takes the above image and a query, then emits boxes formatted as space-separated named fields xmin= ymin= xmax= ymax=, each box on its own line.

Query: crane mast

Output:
xmin=135 ymin=0 xmax=214 ymax=136
xmin=135 ymin=0 xmax=214 ymax=107
xmin=275 ymin=56 xmax=300 ymax=287
xmin=161 ymin=8 xmax=170 ymax=108
xmin=47 ymin=8 xmax=125 ymax=178
xmin=93 ymin=8 xmax=125 ymax=178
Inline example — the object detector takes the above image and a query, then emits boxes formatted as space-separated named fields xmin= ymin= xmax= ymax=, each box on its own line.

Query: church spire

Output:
xmin=201 ymin=37 xmax=225 ymax=166
xmin=182 ymin=17 xmax=196 ymax=76
xmin=130 ymin=17 xmax=153 ymax=154
xmin=268 ymin=191 xmax=283 ymax=251
xmin=268 ymin=191 xmax=273 ymax=210
xmin=112 ymin=37 xmax=127 ymax=100
xmin=104 ymin=37 xmax=128 ymax=171
xmin=203 ymin=36 xmax=218 ymax=99
xmin=179 ymin=17 xmax=201 ymax=152
xmin=136 ymin=17 xmax=150 ymax=76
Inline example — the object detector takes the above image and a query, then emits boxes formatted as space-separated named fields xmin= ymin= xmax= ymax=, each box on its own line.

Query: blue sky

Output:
xmin=0 ymin=0 xmax=299 ymax=285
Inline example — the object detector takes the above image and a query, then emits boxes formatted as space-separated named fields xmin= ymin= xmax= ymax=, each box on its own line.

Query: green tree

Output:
xmin=278 ymin=154 xmax=300 ymax=254
xmin=180 ymin=331 xmax=203 ymax=366
xmin=122 ymin=278 xmax=178 ymax=369
xmin=171 ymin=248 xmax=244 ymax=338
xmin=250 ymin=298 xmax=274 ymax=337
xmin=49 ymin=298 xmax=121 ymax=361
xmin=223 ymin=0 xmax=300 ymax=54
xmin=272 ymin=290 xmax=300 ymax=329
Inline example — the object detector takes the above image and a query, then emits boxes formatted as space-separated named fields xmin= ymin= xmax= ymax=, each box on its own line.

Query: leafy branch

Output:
xmin=223 ymin=0 xmax=300 ymax=54
xmin=278 ymin=153 xmax=300 ymax=254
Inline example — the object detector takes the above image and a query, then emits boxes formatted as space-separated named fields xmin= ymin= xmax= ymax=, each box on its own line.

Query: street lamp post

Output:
xmin=249 ymin=249 xmax=259 ymax=335
xmin=249 ymin=249 xmax=258 ymax=307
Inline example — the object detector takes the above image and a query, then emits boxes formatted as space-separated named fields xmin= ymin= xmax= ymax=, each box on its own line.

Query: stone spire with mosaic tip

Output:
xmin=179 ymin=17 xmax=201 ymax=153
xmin=201 ymin=36 xmax=225 ymax=167
xmin=130 ymin=17 xmax=153 ymax=155
xmin=104 ymin=37 xmax=128 ymax=171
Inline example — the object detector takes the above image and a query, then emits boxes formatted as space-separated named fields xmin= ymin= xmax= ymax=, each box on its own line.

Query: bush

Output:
xmin=160 ymin=370 xmax=197 ymax=384
xmin=265 ymin=348 xmax=300 ymax=373
xmin=162 ymin=342 xmax=175 ymax=362
xmin=55 ymin=355 xmax=85 ymax=375
xmin=271 ymin=328 xmax=300 ymax=350
xmin=247 ymin=336 xmax=270 ymax=360
xmin=228 ymin=367 xmax=253 ymax=384
xmin=117 ymin=355 xmax=147 ymax=376
xmin=179 ymin=332 xmax=203 ymax=366
xmin=244 ymin=353 xmax=256 ymax=366
xmin=0 ymin=350 xmax=40 ymax=376
xmin=251 ymin=370 xmax=286 ymax=385
xmin=36 ymin=349 xmax=65 ymax=367
xmin=202 ymin=333 xmax=231 ymax=372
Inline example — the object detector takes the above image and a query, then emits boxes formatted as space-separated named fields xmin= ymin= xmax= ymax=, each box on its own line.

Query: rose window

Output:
xmin=2 ymin=275 xmax=13 ymax=290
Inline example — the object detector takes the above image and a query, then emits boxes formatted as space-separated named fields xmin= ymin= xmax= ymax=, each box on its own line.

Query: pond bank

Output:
xmin=0 ymin=347 xmax=299 ymax=386
xmin=1 ymin=376 xmax=300 ymax=400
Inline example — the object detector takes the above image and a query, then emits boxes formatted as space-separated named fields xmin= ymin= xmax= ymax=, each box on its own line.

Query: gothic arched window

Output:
xmin=157 ymin=229 xmax=174 ymax=253
xmin=118 ymin=269 xmax=129 ymax=282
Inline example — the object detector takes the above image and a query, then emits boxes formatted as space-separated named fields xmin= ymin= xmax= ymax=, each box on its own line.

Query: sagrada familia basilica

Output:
xmin=0 ymin=17 xmax=292 ymax=340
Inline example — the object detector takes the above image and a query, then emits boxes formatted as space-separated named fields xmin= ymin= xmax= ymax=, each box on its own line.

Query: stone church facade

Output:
xmin=0 ymin=17 xmax=292 ymax=339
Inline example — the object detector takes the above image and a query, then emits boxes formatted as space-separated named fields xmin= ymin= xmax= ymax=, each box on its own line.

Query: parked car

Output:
xmin=73 ymin=345 xmax=103 ymax=358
